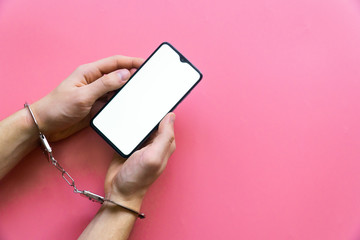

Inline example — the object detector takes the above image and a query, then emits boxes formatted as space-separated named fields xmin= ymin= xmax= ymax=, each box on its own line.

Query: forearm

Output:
xmin=0 ymin=107 xmax=38 ymax=179
xmin=78 ymin=202 xmax=141 ymax=240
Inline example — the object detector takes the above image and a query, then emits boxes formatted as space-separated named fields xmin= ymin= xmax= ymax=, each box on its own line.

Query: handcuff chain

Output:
xmin=24 ymin=102 xmax=145 ymax=219
xmin=49 ymin=152 xmax=79 ymax=193
xmin=37 ymin=124 xmax=80 ymax=193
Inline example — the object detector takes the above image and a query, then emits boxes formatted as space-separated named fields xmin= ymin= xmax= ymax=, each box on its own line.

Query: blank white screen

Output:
xmin=92 ymin=44 xmax=201 ymax=156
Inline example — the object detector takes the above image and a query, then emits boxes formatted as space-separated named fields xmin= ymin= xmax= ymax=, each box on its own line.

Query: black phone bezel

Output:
xmin=90 ymin=42 xmax=203 ymax=158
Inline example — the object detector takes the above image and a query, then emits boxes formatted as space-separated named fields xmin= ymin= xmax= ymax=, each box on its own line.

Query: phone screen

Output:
xmin=91 ymin=42 xmax=202 ymax=157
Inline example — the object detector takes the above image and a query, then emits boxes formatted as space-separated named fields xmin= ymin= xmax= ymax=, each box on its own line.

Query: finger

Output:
xmin=142 ymin=129 xmax=157 ymax=146
xmin=150 ymin=113 xmax=176 ymax=158
xmin=130 ymin=68 xmax=138 ymax=75
xmin=86 ymin=68 xmax=131 ymax=101
xmin=75 ymin=55 xmax=144 ymax=83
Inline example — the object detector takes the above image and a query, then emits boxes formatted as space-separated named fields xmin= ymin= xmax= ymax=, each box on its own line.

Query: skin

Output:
xmin=0 ymin=55 xmax=176 ymax=240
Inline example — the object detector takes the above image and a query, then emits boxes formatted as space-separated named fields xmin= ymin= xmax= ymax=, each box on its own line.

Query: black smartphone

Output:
xmin=91 ymin=42 xmax=202 ymax=157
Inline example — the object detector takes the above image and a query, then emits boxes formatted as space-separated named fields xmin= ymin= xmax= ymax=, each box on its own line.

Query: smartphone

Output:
xmin=91 ymin=42 xmax=202 ymax=157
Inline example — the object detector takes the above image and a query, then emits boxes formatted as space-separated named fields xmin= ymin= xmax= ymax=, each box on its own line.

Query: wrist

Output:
xmin=30 ymin=99 xmax=51 ymax=134
xmin=105 ymin=191 xmax=144 ymax=213
xmin=80 ymin=200 xmax=139 ymax=240
xmin=22 ymin=105 xmax=41 ymax=141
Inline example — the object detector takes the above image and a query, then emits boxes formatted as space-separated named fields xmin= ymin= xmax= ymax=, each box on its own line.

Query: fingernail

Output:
xmin=117 ymin=69 xmax=130 ymax=82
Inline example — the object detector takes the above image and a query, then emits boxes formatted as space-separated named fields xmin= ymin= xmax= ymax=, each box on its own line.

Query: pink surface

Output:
xmin=1 ymin=0 xmax=360 ymax=239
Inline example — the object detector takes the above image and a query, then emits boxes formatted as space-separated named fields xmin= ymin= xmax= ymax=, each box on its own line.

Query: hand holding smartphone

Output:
xmin=91 ymin=42 xmax=202 ymax=157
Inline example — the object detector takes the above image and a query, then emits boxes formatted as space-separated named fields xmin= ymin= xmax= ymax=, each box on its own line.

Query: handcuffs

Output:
xmin=24 ymin=102 xmax=145 ymax=219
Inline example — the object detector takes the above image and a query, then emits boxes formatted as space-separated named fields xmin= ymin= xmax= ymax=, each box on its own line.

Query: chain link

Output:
xmin=38 ymin=130 xmax=80 ymax=193
xmin=49 ymin=154 xmax=79 ymax=192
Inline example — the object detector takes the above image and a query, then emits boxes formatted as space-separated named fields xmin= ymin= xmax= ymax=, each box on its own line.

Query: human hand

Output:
xmin=103 ymin=113 xmax=176 ymax=211
xmin=31 ymin=56 xmax=144 ymax=141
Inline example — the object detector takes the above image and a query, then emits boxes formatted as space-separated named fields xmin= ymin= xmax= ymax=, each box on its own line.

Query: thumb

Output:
xmin=150 ymin=113 xmax=176 ymax=158
xmin=86 ymin=69 xmax=131 ymax=101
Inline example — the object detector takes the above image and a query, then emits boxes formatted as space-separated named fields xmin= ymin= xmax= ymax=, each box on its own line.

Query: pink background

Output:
xmin=1 ymin=0 xmax=360 ymax=239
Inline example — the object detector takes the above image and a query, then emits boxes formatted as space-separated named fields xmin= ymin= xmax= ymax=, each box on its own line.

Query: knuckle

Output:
xmin=75 ymin=93 xmax=92 ymax=107
xmin=75 ymin=64 xmax=89 ymax=74
xmin=112 ymin=55 xmax=124 ymax=68
xmin=148 ymin=157 xmax=162 ymax=169
xmin=98 ymin=73 xmax=117 ymax=92
xmin=100 ymin=74 xmax=112 ymax=88
xmin=142 ymin=152 xmax=162 ymax=170
xmin=167 ymin=134 xmax=175 ymax=146
xmin=148 ymin=160 xmax=162 ymax=171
